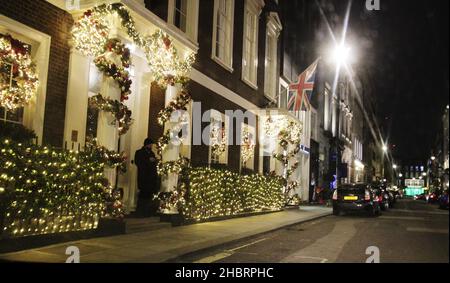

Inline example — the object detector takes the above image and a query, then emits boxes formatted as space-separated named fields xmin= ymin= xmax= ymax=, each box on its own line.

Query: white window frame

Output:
xmin=212 ymin=0 xmax=235 ymax=72
xmin=264 ymin=12 xmax=282 ymax=101
xmin=0 ymin=16 xmax=51 ymax=145
xmin=241 ymin=0 xmax=264 ymax=90
xmin=168 ymin=0 xmax=199 ymax=43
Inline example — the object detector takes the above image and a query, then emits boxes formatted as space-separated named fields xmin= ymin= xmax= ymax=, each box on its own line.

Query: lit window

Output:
xmin=212 ymin=0 xmax=234 ymax=70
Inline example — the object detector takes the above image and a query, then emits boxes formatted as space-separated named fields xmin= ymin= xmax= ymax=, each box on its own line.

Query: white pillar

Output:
xmin=160 ymin=84 xmax=181 ymax=213
xmin=97 ymin=76 xmax=121 ymax=187
xmin=63 ymin=50 xmax=90 ymax=151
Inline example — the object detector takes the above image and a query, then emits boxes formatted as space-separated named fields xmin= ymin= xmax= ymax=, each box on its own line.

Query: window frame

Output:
xmin=168 ymin=0 xmax=199 ymax=43
xmin=264 ymin=12 xmax=282 ymax=101
xmin=241 ymin=0 xmax=264 ymax=90
xmin=211 ymin=0 xmax=235 ymax=72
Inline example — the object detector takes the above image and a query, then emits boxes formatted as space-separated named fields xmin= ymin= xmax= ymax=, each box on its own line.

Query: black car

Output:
xmin=332 ymin=184 xmax=381 ymax=217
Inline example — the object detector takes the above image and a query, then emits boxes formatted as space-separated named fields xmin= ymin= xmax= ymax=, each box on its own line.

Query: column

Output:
xmin=97 ymin=76 xmax=121 ymax=187
xmin=160 ymin=84 xmax=181 ymax=213
xmin=63 ymin=50 xmax=90 ymax=151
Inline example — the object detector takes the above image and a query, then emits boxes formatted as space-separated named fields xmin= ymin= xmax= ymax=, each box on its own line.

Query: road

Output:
xmin=171 ymin=199 xmax=449 ymax=263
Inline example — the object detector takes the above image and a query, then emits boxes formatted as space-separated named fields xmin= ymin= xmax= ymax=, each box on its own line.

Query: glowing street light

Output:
xmin=399 ymin=173 xmax=403 ymax=178
xmin=431 ymin=156 xmax=436 ymax=161
xmin=382 ymin=145 xmax=388 ymax=153
xmin=393 ymin=164 xmax=398 ymax=170
xmin=332 ymin=44 xmax=351 ymax=66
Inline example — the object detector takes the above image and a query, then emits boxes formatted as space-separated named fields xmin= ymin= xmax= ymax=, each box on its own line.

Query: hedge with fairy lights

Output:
xmin=0 ymin=139 xmax=125 ymax=238
xmin=155 ymin=167 xmax=285 ymax=221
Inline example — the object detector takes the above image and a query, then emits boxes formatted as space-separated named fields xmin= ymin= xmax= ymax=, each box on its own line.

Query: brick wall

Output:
xmin=0 ymin=0 xmax=73 ymax=147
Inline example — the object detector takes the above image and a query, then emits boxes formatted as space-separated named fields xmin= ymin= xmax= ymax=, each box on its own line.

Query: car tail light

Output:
xmin=332 ymin=190 xmax=338 ymax=200
xmin=365 ymin=190 xmax=371 ymax=201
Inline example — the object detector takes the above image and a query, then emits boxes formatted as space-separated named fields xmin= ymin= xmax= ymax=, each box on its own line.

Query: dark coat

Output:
xmin=134 ymin=147 xmax=158 ymax=199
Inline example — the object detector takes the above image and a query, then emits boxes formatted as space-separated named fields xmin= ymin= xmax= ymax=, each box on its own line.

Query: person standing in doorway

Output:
xmin=134 ymin=138 xmax=159 ymax=217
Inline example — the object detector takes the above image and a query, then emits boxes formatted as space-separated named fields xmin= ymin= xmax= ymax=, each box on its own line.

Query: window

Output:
xmin=241 ymin=123 xmax=256 ymax=171
xmin=209 ymin=111 xmax=229 ymax=165
xmin=174 ymin=0 xmax=188 ymax=33
xmin=212 ymin=0 xmax=234 ymax=71
xmin=0 ymin=60 xmax=24 ymax=124
xmin=324 ymin=86 xmax=330 ymax=131
xmin=264 ymin=13 xmax=281 ymax=100
xmin=242 ymin=0 xmax=264 ymax=88
xmin=168 ymin=0 xmax=199 ymax=42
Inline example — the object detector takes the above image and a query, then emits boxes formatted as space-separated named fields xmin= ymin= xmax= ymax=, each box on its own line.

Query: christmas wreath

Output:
xmin=0 ymin=34 xmax=39 ymax=110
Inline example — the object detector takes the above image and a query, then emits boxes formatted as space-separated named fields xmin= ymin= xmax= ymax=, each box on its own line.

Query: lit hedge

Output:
xmin=0 ymin=139 xmax=121 ymax=238
xmin=180 ymin=167 xmax=285 ymax=221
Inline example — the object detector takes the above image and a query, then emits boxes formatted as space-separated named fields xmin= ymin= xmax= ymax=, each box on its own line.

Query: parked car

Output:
xmin=438 ymin=191 xmax=449 ymax=209
xmin=414 ymin=193 xmax=427 ymax=201
xmin=332 ymin=184 xmax=381 ymax=217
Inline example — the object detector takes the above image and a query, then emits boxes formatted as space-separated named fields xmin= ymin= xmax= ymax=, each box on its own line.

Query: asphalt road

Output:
xmin=171 ymin=199 xmax=449 ymax=263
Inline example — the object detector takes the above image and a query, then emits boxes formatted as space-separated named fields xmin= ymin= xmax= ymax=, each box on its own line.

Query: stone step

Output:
xmin=125 ymin=217 xmax=172 ymax=234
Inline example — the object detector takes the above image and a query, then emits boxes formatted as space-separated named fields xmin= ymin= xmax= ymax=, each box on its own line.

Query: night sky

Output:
xmin=346 ymin=0 xmax=449 ymax=164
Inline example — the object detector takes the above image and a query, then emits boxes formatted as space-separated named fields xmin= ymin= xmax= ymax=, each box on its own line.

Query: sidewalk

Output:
xmin=0 ymin=206 xmax=331 ymax=263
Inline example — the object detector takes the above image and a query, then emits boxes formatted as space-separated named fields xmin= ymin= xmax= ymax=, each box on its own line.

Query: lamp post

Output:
xmin=330 ymin=43 xmax=353 ymax=187
xmin=381 ymin=144 xmax=388 ymax=180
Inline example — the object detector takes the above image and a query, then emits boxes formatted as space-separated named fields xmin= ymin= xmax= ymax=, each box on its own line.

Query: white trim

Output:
xmin=190 ymin=68 xmax=260 ymax=113
xmin=0 ymin=15 xmax=51 ymax=145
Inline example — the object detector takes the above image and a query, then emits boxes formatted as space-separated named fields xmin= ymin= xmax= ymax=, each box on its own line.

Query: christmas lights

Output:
xmin=0 ymin=34 xmax=39 ymax=110
xmin=241 ymin=126 xmax=256 ymax=166
xmin=162 ymin=167 xmax=285 ymax=221
xmin=93 ymin=39 xmax=132 ymax=102
xmin=264 ymin=117 xmax=303 ymax=204
xmin=0 ymin=139 xmax=123 ymax=238
xmin=88 ymin=94 xmax=133 ymax=136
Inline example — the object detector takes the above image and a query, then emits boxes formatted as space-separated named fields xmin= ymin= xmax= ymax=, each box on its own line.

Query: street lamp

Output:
xmin=431 ymin=156 xmax=436 ymax=161
xmin=393 ymin=164 xmax=398 ymax=170
xmin=399 ymin=173 xmax=403 ymax=178
xmin=382 ymin=145 xmax=388 ymax=153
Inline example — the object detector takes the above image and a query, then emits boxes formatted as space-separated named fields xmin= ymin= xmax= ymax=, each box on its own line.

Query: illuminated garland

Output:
xmin=0 ymin=34 xmax=39 ymax=110
xmin=94 ymin=39 xmax=132 ymax=102
xmin=241 ymin=126 xmax=256 ymax=166
xmin=156 ymin=156 xmax=190 ymax=176
xmin=164 ymin=167 xmax=285 ymax=221
xmin=71 ymin=3 xmax=195 ymax=89
xmin=88 ymin=94 xmax=133 ymax=136
xmin=144 ymin=30 xmax=196 ymax=88
xmin=85 ymin=138 xmax=128 ymax=174
xmin=265 ymin=117 xmax=303 ymax=204
xmin=0 ymin=139 xmax=123 ymax=238
xmin=71 ymin=3 xmax=197 ymax=179
xmin=157 ymin=90 xmax=191 ymax=126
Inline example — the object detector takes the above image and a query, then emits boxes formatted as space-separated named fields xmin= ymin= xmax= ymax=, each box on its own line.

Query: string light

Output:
xmin=155 ymin=167 xmax=284 ymax=220
xmin=0 ymin=139 xmax=124 ymax=238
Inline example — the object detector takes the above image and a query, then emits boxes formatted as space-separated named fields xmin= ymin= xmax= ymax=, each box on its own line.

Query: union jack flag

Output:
xmin=287 ymin=59 xmax=319 ymax=112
